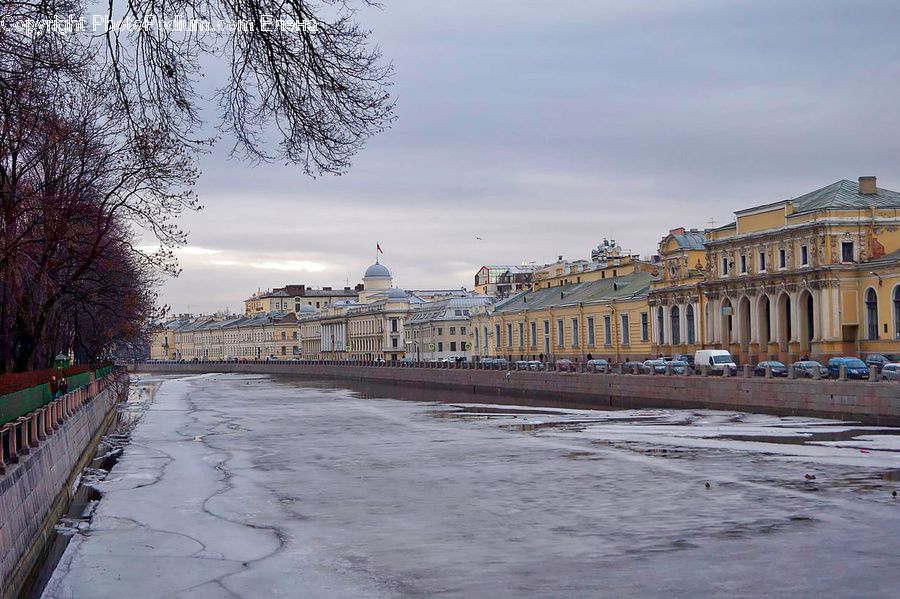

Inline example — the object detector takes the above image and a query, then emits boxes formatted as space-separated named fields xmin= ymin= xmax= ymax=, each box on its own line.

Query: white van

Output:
xmin=694 ymin=349 xmax=737 ymax=373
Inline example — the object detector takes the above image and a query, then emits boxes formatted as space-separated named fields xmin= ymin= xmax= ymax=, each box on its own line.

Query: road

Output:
xmin=43 ymin=373 xmax=900 ymax=598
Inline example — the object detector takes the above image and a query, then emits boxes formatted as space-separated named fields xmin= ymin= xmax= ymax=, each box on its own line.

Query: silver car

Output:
xmin=881 ymin=363 xmax=900 ymax=381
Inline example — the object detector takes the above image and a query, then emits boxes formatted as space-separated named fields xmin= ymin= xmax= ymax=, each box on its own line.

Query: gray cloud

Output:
xmin=156 ymin=0 xmax=900 ymax=313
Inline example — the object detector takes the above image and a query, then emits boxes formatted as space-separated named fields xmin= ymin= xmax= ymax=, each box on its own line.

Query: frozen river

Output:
xmin=43 ymin=373 xmax=900 ymax=598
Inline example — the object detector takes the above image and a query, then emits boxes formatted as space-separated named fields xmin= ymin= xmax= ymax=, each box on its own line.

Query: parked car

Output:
xmin=881 ymin=363 xmax=900 ymax=381
xmin=586 ymin=358 xmax=609 ymax=372
xmin=482 ymin=357 xmax=509 ymax=368
xmin=753 ymin=360 xmax=788 ymax=377
xmin=641 ymin=359 xmax=668 ymax=374
xmin=672 ymin=353 xmax=695 ymax=366
xmin=865 ymin=354 xmax=900 ymax=372
xmin=827 ymin=357 xmax=869 ymax=379
xmin=515 ymin=360 xmax=531 ymax=371
xmin=526 ymin=360 xmax=543 ymax=371
xmin=668 ymin=360 xmax=689 ymax=374
xmin=694 ymin=349 xmax=737 ymax=373
xmin=622 ymin=361 xmax=644 ymax=373
xmin=399 ymin=357 xmax=415 ymax=366
xmin=792 ymin=360 xmax=828 ymax=378
xmin=556 ymin=358 xmax=577 ymax=372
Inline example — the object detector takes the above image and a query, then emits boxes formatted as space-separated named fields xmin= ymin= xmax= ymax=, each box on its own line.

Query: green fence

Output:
xmin=0 ymin=367 xmax=115 ymax=426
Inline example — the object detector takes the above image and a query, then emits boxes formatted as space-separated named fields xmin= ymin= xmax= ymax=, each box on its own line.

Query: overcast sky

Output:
xmin=155 ymin=0 xmax=900 ymax=314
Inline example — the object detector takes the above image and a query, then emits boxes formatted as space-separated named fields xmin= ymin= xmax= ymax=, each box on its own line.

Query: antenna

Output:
xmin=707 ymin=218 xmax=716 ymax=229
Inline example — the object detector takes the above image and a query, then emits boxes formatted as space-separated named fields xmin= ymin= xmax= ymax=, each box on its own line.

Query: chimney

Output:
xmin=859 ymin=176 xmax=877 ymax=195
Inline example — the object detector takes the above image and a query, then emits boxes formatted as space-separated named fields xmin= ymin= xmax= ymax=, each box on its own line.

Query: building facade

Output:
xmin=651 ymin=177 xmax=900 ymax=364
xmin=299 ymin=261 xmax=422 ymax=361
xmin=244 ymin=284 xmax=361 ymax=316
xmin=470 ymin=271 xmax=656 ymax=363
xmin=405 ymin=296 xmax=493 ymax=360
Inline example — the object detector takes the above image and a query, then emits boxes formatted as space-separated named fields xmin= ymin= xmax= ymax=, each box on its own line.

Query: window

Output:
xmin=392 ymin=338 xmax=398 ymax=348
xmin=671 ymin=306 xmax=681 ymax=345
xmin=621 ymin=314 xmax=630 ymax=345
xmin=437 ymin=327 xmax=443 ymax=335
xmin=759 ymin=251 xmax=766 ymax=272
xmin=474 ymin=327 xmax=480 ymax=348
xmin=894 ymin=286 xmax=900 ymax=339
xmin=657 ymin=307 xmax=665 ymax=345
xmin=507 ymin=323 xmax=513 ymax=348
xmin=587 ymin=316 xmax=595 ymax=346
xmin=460 ymin=326 xmax=466 ymax=335
xmin=495 ymin=325 xmax=501 ymax=349
xmin=450 ymin=326 xmax=456 ymax=335
xmin=641 ymin=313 xmax=649 ymax=341
xmin=686 ymin=304 xmax=696 ymax=345
xmin=866 ymin=288 xmax=879 ymax=341
xmin=438 ymin=341 xmax=443 ymax=352
xmin=841 ymin=241 xmax=854 ymax=262
xmin=604 ymin=315 xmax=612 ymax=345
xmin=518 ymin=322 xmax=524 ymax=347
xmin=572 ymin=318 xmax=579 ymax=347
xmin=557 ymin=319 xmax=564 ymax=347
xmin=800 ymin=245 xmax=808 ymax=266
xmin=779 ymin=249 xmax=786 ymax=269
xmin=530 ymin=322 xmax=537 ymax=346
xmin=740 ymin=255 xmax=747 ymax=274
xmin=450 ymin=341 xmax=457 ymax=351
xmin=391 ymin=319 xmax=399 ymax=333
xmin=721 ymin=256 xmax=729 ymax=276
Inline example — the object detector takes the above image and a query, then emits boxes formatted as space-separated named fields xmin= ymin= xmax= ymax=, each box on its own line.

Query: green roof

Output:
xmin=791 ymin=179 xmax=900 ymax=213
xmin=493 ymin=271 xmax=655 ymax=315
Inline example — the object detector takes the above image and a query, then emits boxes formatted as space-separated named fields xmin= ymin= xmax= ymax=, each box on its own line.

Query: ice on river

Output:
xmin=42 ymin=373 xmax=900 ymax=598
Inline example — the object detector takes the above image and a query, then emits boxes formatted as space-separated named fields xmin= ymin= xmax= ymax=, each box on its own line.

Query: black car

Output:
xmin=754 ymin=361 xmax=788 ymax=377
xmin=865 ymin=354 xmax=900 ymax=372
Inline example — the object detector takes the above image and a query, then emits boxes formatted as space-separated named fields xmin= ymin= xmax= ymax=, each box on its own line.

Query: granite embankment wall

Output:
xmin=0 ymin=374 xmax=121 ymax=599
xmin=134 ymin=363 xmax=900 ymax=425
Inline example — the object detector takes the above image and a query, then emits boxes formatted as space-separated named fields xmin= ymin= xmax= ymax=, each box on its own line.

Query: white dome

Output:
xmin=386 ymin=287 xmax=407 ymax=299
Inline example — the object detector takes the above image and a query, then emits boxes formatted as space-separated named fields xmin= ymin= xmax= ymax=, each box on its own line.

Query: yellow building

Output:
xmin=244 ymin=284 xmax=360 ymax=315
xmin=652 ymin=176 xmax=900 ymax=364
xmin=530 ymin=240 xmax=649 ymax=290
xmin=470 ymin=271 xmax=657 ymax=363
xmin=648 ymin=228 xmax=708 ymax=357
xmin=150 ymin=312 xmax=299 ymax=361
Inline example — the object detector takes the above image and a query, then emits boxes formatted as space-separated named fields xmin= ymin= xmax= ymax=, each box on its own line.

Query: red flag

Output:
xmin=377 ymin=243 xmax=383 ymax=254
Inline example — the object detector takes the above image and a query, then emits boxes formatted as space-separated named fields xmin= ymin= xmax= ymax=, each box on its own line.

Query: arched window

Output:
xmin=657 ymin=307 xmax=665 ymax=345
xmin=686 ymin=304 xmax=696 ymax=345
xmin=894 ymin=286 xmax=900 ymax=340
xmin=671 ymin=306 xmax=681 ymax=345
xmin=866 ymin=288 xmax=879 ymax=341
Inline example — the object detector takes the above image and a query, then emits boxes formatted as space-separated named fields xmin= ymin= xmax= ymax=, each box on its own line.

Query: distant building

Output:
xmin=531 ymin=240 xmax=653 ymax=290
xmin=473 ymin=265 xmax=536 ymax=297
xmin=244 ymin=284 xmax=362 ymax=315
xmin=406 ymin=296 xmax=494 ymax=360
